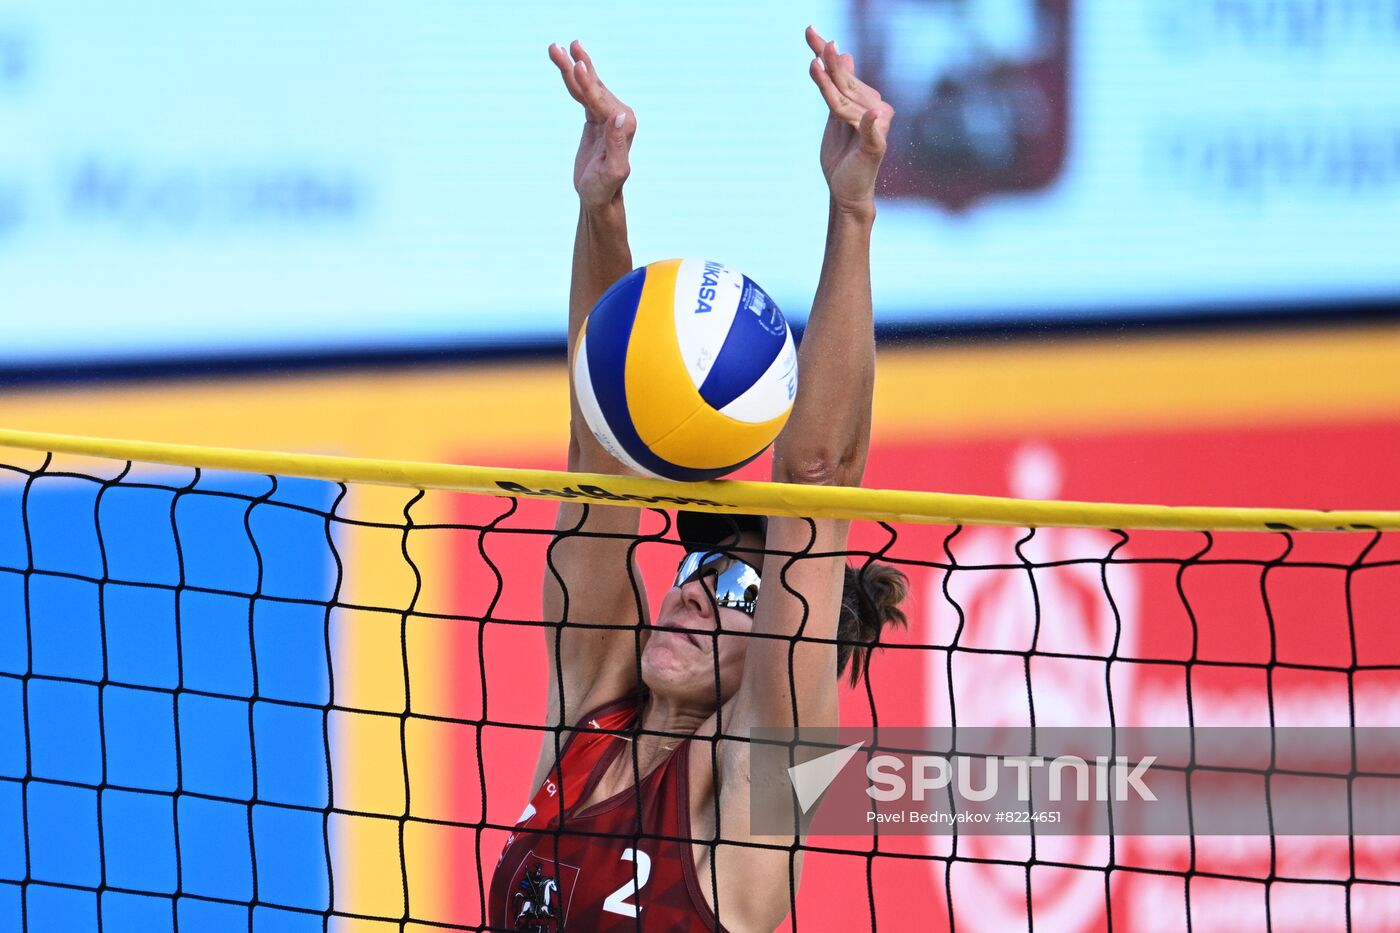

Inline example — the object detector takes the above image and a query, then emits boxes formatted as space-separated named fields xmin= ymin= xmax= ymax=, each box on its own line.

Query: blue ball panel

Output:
xmin=583 ymin=267 xmax=652 ymax=466
xmin=697 ymin=276 xmax=787 ymax=411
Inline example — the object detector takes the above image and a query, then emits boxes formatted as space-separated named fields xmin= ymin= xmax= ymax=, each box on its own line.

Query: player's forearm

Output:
xmin=568 ymin=199 xmax=631 ymax=347
xmin=549 ymin=197 xmax=646 ymax=637
xmin=771 ymin=203 xmax=876 ymax=487
xmin=566 ymin=199 xmax=636 ymax=473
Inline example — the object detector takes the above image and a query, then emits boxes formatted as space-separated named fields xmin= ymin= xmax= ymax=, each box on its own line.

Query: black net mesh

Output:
xmin=1 ymin=449 xmax=1398 ymax=931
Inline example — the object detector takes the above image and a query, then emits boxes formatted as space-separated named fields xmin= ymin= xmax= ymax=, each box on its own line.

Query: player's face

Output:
xmin=642 ymin=535 xmax=764 ymax=708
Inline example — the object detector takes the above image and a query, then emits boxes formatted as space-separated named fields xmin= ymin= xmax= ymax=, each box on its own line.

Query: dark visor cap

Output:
xmin=675 ymin=511 xmax=767 ymax=553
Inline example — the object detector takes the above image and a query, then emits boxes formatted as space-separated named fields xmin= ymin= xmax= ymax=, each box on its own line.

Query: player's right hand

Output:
xmin=548 ymin=41 xmax=636 ymax=211
xmin=805 ymin=26 xmax=894 ymax=218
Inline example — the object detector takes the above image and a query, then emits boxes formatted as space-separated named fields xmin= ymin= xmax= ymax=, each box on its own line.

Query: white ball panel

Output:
xmin=717 ymin=329 xmax=799 ymax=424
xmin=574 ymin=331 xmax=656 ymax=477
xmin=672 ymin=258 xmax=744 ymax=392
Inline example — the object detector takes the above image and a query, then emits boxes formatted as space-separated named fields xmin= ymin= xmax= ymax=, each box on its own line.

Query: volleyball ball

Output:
xmin=574 ymin=258 xmax=799 ymax=481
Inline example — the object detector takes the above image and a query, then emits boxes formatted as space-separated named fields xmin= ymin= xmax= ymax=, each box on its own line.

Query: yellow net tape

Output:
xmin=1 ymin=427 xmax=1396 ymax=532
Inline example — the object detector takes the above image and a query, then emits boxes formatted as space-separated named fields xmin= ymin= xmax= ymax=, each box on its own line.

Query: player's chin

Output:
xmin=639 ymin=637 xmax=676 ymax=674
xmin=641 ymin=640 xmax=711 ymax=689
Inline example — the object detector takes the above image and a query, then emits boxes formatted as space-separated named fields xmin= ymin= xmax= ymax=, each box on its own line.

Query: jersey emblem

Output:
xmin=511 ymin=858 xmax=580 ymax=930
xmin=514 ymin=862 xmax=561 ymax=930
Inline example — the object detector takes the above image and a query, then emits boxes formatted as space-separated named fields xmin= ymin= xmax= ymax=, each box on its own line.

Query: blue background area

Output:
xmin=0 ymin=470 xmax=337 ymax=930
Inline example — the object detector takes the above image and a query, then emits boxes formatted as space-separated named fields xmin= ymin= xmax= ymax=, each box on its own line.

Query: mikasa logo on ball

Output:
xmin=694 ymin=260 xmax=729 ymax=313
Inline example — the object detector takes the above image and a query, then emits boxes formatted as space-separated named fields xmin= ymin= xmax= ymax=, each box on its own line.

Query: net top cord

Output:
xmin=1 ymin=427 xmax=1396 ymax=533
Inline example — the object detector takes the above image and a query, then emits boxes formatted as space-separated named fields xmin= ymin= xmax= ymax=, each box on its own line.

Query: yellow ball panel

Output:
xmin=648 ymin=401 xmax=791 ymax=470
xmin=623 ymin=258 xmax=701 ymax=446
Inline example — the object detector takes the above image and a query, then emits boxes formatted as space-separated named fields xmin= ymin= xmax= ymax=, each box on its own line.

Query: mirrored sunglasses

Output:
xmin=673 ymin=550 xmax=762 ymax=615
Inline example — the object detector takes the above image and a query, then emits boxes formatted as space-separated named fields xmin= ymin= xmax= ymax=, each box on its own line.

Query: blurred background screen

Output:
xmin=3 ymin=0 xmax=1397 ymax=369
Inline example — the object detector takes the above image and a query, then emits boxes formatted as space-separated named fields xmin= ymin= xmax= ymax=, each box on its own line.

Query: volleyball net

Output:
xmin=2 ymin=428 xmax=1399 ymax=932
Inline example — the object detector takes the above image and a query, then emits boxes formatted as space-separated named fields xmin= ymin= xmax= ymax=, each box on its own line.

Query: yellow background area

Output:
xmin=328 ymin=813 xmax=404 ymax=919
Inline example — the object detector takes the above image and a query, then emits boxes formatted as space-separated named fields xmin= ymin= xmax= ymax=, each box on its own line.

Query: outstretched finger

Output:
xmin=569 ymin=42 xmax=628 ymax=124
xmin=809 ymin=56 xmax=863 ymax=123
xmin=821 ymin=40 xmax=862 ymax=95
xmin=548 ymin=42 xmax=586 ymax=104
xmin=568 ymin=39 xmax=597 ymax=76
xmin=805 ymin=24 xmax=829 ymax=57
xmin=821 ymin=41 xmax=881 ymax=107
xmin=571 ymin=57 xmax=609 ymax=122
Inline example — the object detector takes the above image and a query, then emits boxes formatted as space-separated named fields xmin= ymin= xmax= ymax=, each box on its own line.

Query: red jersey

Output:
xmin=489 ymin=696 xmax=728 ymax=931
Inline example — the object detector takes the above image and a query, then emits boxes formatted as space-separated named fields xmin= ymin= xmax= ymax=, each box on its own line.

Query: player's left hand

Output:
xmin=548 ymin=40 xmax=637 ymax=212
xmin=805 ymin=26 xmax=894 ymax=218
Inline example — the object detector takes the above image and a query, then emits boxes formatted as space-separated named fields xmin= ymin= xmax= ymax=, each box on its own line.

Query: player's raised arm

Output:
xmin=547 ymin=40 xmax=637 ymax=396
xmin=729 ymin=28 xmax=895 ymax=735
xmin=774 ymin=26 xmax=892 ymax=486
xmin=534 ymin=42 xmax=647 ymax=788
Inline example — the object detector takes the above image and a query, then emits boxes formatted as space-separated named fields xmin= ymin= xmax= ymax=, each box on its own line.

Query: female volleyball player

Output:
xmin=490 ymin=28 xmax=905 ymax=931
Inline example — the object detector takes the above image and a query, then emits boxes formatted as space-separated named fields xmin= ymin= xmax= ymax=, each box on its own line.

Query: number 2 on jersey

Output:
xmin=602 ymin=848 xmax=652 ymax=918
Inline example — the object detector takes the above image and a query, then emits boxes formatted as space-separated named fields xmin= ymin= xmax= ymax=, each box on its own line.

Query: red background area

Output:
xmin=443 ymin=417 xmax=1399 ymax=931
